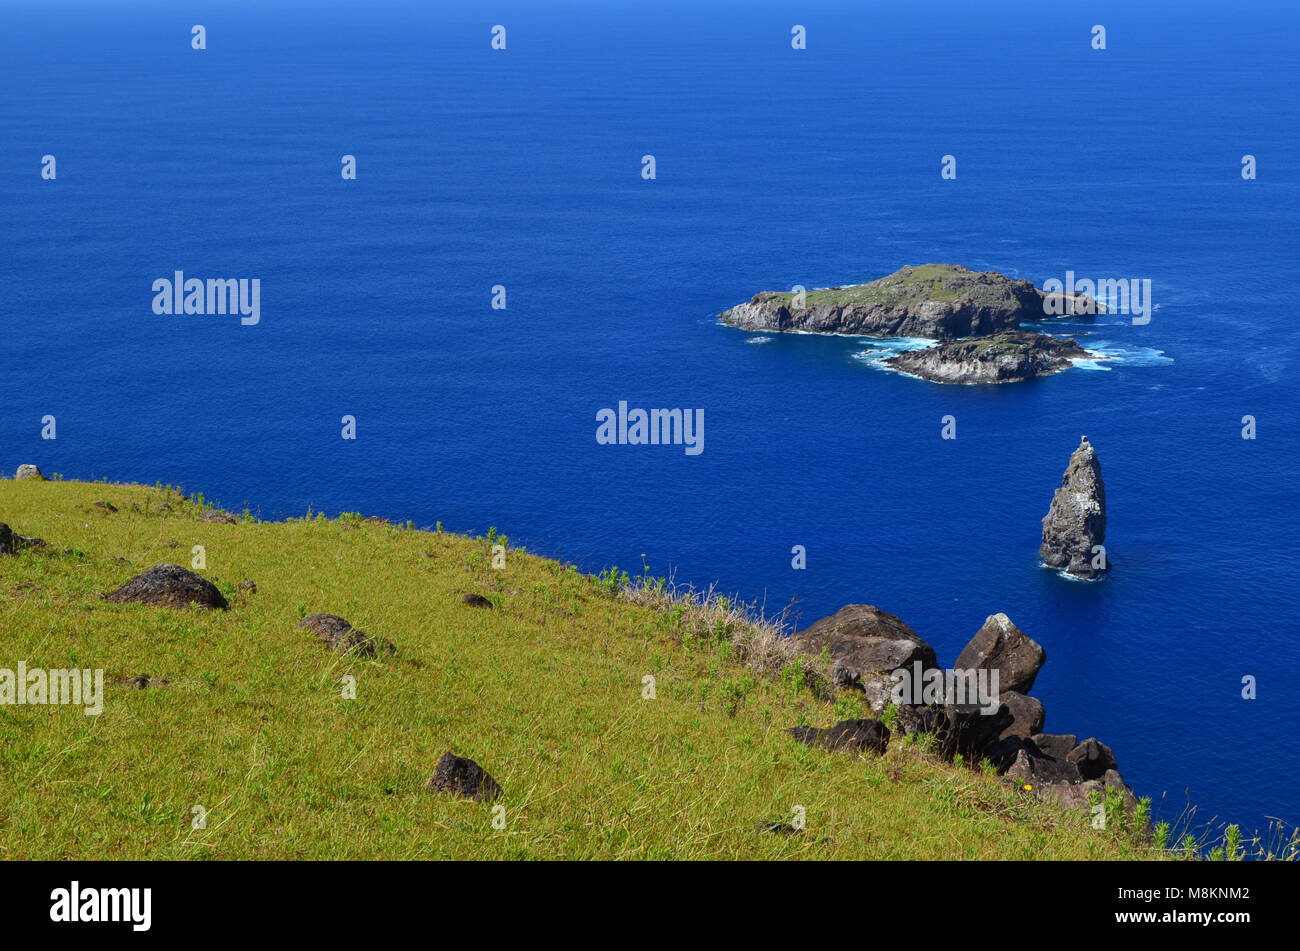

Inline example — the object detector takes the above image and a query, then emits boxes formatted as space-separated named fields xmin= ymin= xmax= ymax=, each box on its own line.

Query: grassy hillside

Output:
xmin=0 ymin=477 xmax=1160 ymax=860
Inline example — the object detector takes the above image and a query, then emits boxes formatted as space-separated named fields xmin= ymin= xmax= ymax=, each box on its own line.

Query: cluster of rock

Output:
xmin=787 ymin=603 xmax=1139 ymax=818
xmin=718 ymin=264 xmax=1101 ymax=384
xmin=1040 ymin=436 xmax=1109 ymax=579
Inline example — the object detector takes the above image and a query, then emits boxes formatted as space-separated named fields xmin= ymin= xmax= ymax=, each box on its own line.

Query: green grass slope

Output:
xmin=0 ymin=478 xmax=1159 ymax=860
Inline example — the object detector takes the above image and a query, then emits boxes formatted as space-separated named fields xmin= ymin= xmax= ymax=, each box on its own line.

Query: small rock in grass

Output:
xmin=113 ymin=674 xmax=170 ymax=689
xmin=427 ymin=753 xmax=501 ymax=802
xmin=297 ymin=613 xmax=395 ymax=657
xmin=786 ymin=718 xmax=891 ymax=755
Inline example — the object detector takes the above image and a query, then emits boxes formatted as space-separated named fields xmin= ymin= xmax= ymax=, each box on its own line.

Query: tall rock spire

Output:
xmin=1039 ymin=436 xmax=1108 ymax=579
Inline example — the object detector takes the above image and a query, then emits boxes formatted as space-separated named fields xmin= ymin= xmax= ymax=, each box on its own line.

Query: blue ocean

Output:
xmin=3 ymin=0 xmax=1297 ymax=841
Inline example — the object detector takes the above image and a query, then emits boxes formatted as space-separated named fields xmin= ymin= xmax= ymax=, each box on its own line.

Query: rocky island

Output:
xmin=1040 ymin=436 xmax=1109 ymax=579
xmin=886 ymin=331 xmax=1090 ymax=384
xmin=719 ymin=263 xmax=1102 ymax=384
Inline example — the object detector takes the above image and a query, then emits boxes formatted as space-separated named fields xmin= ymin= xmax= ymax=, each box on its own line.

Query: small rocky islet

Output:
xmin=719 ymin=263 xmax=1104 ymax=384
xmin=1040 ymin=436 xmax=1109 ymax=580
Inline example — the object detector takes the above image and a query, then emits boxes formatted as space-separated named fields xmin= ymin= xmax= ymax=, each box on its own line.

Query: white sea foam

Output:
xmin=1080 ymin=343 xmax=1174 ymax=367
xmin=1070 ymin=357 xmax=1111 ymax=371
xmin=1039 ymin=561 xmax=1106 ymax=583
xmin=745 ymin=336 xmax=773 ymax=344
xmin=851 ymin=336 xmax=938 ymax=373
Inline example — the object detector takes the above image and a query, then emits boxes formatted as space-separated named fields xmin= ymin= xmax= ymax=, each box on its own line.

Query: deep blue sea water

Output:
xmin=3 ymin=0 xmax=1297 ymax=842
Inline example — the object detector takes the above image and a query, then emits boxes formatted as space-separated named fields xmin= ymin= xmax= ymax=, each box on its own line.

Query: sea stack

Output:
xmin=1039 ymin=436 xmax=1108 ymax=579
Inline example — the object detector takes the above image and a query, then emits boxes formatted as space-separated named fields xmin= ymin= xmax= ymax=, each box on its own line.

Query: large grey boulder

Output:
xmin=998 ymin=690 xmax=1046 ymax=739
xmin=792 ymin=604 xmax=939 ymax=714
xmin=14 ymin=464 xmax=46 ymax=481
xmin=954 ymin=613 xmax=1046 ymax=696
xmin=1040 ymin=436 xmax=1108 ymax=579
xmin=1068 ymin=737 xmax=1119 ymax=781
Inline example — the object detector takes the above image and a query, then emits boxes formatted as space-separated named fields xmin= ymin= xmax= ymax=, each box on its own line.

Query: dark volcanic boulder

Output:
xmin=894 ymin=703 xmax=946 ymax=737
xmin=998 ymin=691 xmax=1046 ymax=740
xmin=460 ymin=593 xmax=493 ymax=609
xmin=1040 ymin=436 xmax=1108 ymax=579
xmin=0 ymin=523 xmax=45 ymax=555
xmin=1042 ymin=778 xmax=1104 ymax=809
xmin=427 ymin=753 xmax=501 ymax=802
xmin=787 ymin=718 xmax=891 ymax=755
xmin=1028 ymin=733 xmax=1078 ymax=762
xmin=793 ymin=604 xmax=938 ymax=705
xmin=941 ymin=701 xmax=1014 ymax=761
xmin=955 ymin=613 xmax=1046 ymax=696
xmin=1004 ymin=747 xmax=1083 ymax=787
xmin=1017 ymin=763 xmax=1141 ymax=825
xmin=298 ymin=613 xmax=395 ymax=657
xmin=1068 ymin=737 xmax=1119 ymax=781
xmin=1043 ymin=768 xmax=1139 ymax=819
xmin=982 ymin=735 xmax=1030 ymax=772
xmin=105 ymin=564 xmax=229 ymax=610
